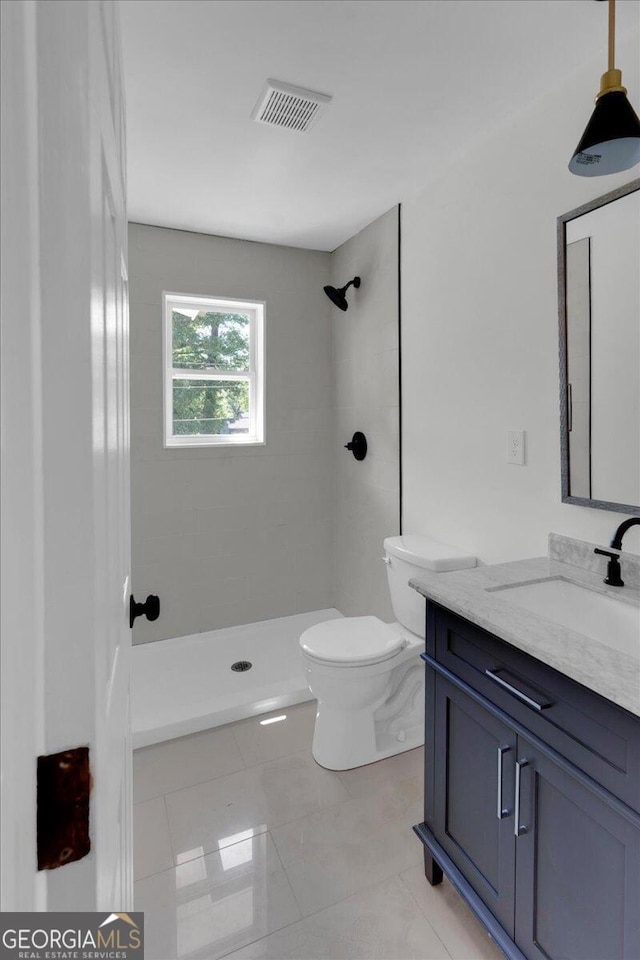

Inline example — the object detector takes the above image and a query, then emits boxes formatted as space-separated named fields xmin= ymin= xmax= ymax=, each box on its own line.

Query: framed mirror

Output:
xmin=558 ymin=179 xmax=640 ymax=514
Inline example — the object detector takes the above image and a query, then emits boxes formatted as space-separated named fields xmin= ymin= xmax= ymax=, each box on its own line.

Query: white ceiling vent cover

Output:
xmin=251 ymin=80 xmax=332 ymax=133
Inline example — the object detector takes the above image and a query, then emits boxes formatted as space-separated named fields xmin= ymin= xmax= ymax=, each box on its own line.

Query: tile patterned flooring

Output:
xmin=134 ymin=702 xmax=504 ymax=960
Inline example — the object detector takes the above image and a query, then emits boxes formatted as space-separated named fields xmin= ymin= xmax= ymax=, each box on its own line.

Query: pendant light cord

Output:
xmin=608 ymin=0 xmax=615 ymax=71
xmin=596 ymin=0 xmax=624 ymax=98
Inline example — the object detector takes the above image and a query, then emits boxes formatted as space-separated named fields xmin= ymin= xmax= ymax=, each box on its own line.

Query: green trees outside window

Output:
xmin=172 ymin=310 xmax=250 ymax=436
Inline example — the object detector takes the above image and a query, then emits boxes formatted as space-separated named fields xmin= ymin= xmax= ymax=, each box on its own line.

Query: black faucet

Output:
xmin=610 ymin=517 xmax=640 ymax=551
xmin=593 ymin=517 xmax=640 ymax=587
xmin=594 ymin=548 xmax=625 ymax=587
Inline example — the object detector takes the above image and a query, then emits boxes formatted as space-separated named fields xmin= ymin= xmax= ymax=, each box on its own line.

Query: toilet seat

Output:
xmin=300 ymin=616 xmax=406 ymax=666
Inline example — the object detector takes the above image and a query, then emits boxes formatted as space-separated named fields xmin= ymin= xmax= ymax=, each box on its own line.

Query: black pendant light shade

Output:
xmin=569 ymin=90 xmax=640 ymax=177
xmin=569 ymin=0 xmax=640 ymax=177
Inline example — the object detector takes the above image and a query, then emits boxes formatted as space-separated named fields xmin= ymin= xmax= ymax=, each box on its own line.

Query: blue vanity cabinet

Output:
xmin=433 ymin=675 xmax=517 ymax=936
xmin=513 ymin=737 xmax=640 ymax=960
xmin=416 ymin=600 xmax=640 ymax=960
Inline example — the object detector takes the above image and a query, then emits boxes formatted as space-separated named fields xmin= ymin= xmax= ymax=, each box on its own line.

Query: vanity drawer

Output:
xmin=427 ymin=602 xmax=640 ymax=812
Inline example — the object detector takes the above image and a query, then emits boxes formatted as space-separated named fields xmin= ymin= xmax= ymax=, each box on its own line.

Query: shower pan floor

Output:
xmin=132 ymin=608 xmax=342 ymax=748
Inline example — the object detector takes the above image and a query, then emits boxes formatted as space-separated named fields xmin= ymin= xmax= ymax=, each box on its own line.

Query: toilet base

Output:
xmin=312 ymin=720 xmax=424 ymax=770
xmin=310 ymin=675 xmax=424 ymax=771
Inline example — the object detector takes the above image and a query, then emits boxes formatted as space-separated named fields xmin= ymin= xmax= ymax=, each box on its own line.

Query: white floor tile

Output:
xmin=271 ymin=776 xmax=423 ymax=916
xmin=337 ymin=745 xmax=424 ymax=799
xmin=231 ymin=702 xmax=317 ymax=768
xmin=134 ymin=726 xmax=245 ymax=803
xmin=165 ymin=751 xmax=350 ymax=864
xmin=135 ymin=833 xmax=302 ymax=960
xmin=400 ymin=865 xmax=505 ymax=960
xmin=134 ymin=797 xmax=174 ymax=881
xmin=133 ymin=696 xmax=508 ymax=960
xmin=221 ymin=874 xmax=449 ymax=960
xmin=135 ymin=869 xmax=179 ymax=960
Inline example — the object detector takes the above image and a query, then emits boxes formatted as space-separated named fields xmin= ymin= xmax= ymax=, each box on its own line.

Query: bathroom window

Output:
xmin=163 ymin=292 xmax=265 ymax=447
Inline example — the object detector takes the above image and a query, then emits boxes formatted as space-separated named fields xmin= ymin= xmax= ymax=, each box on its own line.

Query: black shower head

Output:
xmin=323 ymin=285 xmax=349 ymax=311
xmin=323 ymin=276 xmax=361 ymax=312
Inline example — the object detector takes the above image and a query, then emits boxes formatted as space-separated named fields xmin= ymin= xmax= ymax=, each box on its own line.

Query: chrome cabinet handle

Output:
xmin=485 ymin=668 xmax=552 ymax=712
xmin=497 ymin=745 xmax=511 ymax=819
xmin=514 ymin=759 xmax=530 ymax=837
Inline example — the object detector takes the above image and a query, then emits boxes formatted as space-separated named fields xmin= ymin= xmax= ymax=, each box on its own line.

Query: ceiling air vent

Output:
xmin=251 ymin=80 xmax=331 ymax=133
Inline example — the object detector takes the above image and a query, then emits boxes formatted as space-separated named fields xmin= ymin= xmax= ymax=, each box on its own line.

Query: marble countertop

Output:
xmin=410 ymin=555 xmax=640 ymax=718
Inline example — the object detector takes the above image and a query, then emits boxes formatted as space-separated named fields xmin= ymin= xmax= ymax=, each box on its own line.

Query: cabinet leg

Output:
xmin=424 ymin=850 xmax=443 ymax=886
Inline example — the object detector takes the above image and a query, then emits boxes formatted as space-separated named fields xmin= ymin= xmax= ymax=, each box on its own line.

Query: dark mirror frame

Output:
xmin=557 ymin=178 xmax=640 ymax=515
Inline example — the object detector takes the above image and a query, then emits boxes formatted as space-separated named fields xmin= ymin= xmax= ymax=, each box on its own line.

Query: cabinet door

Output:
xmin=514 ymin=739 xmax=640 ymax=960
xmin=434 ymin=675 xmax=517 ymax=935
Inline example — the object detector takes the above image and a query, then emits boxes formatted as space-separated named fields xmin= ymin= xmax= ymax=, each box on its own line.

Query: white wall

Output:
xmin=129 ymin=224 xmax=333 ymax=642
xmin=331 ymin=208 xmax=400 ymax=619
xmin=401 ymin=32 xmax=640 ymax=563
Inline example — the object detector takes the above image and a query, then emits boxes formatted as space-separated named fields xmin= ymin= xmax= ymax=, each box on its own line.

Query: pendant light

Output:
xmin=569 ymin=0 xmax=640 ymax=176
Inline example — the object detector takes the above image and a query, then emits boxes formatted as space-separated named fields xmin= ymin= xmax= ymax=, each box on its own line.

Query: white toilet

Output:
xmin=299 ymin=535 xmax=476 ymax=770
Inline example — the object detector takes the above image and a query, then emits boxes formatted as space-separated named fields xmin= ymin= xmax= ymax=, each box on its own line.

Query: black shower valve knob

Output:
xmin=344 ymin=431 xmax=367 ymax=461
xmin=129 ymin=593 xmax=160 ymax=628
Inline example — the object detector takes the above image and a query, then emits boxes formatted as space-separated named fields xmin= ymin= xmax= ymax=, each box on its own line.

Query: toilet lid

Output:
xmin=300 ymin=616 xmax=405 ymax=665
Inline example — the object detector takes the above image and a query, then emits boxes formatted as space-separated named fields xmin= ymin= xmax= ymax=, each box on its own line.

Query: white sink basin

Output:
xmin=490 ymin=578 xmax=640 ymax=659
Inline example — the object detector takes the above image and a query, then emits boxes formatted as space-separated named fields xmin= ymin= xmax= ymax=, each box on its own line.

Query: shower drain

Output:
xmin=231 ymin=660 xmax=252 ymax=673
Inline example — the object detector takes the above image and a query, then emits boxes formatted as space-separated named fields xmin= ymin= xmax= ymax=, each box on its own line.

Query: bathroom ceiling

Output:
xmin=120 ymin=0 xmax=639 ymax=251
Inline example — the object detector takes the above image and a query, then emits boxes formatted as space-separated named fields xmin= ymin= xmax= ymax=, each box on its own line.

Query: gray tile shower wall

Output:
xmin=129 ymin=223 xmax=334 ymax=642
xmin=330 ymin=207 xmax=401 ymax=621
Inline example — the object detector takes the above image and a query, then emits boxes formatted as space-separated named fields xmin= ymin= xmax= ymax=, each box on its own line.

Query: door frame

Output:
xmin=0 ymin=0 xmax=133 ymax=911
xmin=0 ymin=0 xmax=47 ymax=912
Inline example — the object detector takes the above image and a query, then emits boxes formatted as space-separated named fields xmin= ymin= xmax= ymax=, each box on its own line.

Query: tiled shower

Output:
xmin=129 ymin=208 xmax=400 ymax=645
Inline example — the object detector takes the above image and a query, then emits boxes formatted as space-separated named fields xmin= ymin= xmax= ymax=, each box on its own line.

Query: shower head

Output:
xmin=323 ymin=276 xmax=361 ymax=312
xmin=323 ymin=285 xmax=349 ymax=311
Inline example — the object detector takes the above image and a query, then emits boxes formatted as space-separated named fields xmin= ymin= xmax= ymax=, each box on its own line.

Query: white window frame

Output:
xmin=163 ymin=291 xmax=265 ymax=448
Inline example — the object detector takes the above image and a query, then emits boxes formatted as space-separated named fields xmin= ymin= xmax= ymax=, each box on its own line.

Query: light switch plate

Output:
xmin=507 ymin=430 xmax=526 ymax=465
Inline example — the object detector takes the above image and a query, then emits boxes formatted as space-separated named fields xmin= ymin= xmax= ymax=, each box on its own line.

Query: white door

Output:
xmin=0 ymin=0 xmax=132 ymax=911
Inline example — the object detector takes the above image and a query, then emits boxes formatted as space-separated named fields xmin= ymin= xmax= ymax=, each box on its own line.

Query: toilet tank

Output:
xmin=383 ymin=535 xmax=476 ymax=637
